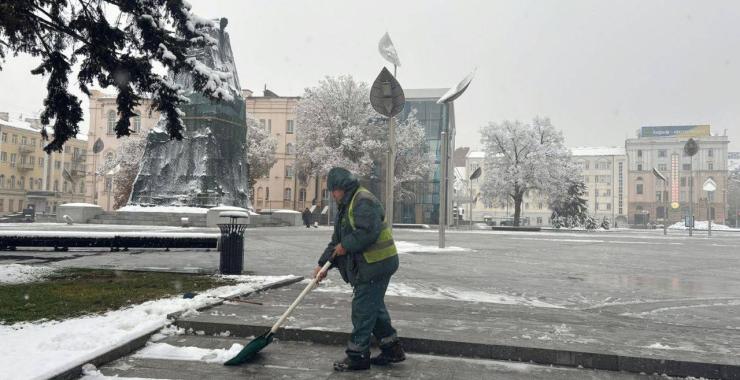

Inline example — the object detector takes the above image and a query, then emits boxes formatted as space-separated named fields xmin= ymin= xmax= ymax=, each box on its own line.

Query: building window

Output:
xmin=286 ymin=120 xmax=294 ymax=134
xmin=0 ymin=133 xmax=6 ymax=142
xmin=656 ymin=191 xmax=662 ymax=202
xmin=19 ymin=176 xmax=24 ymax=189
xmin=636 ymin=163 xmax=642 ymax=171
xmin=107 ymin=110 xmax=116 ymax=134
xmin=29 ymin=177 xmax=33 ymax=190
xmin=286 ymin=143 xmax=295 ymax=155
xmin=284 ymin=187 xmax=292 ymax=201
xmin=12 ymin=134 xmax=18 ymax=144
xmin=707 ymin=149 xmax=713 ymax=157
xmin=0 ymin=175 xmax=4 ymax=189
xmin=708 ymin=162 xmax=713 ymax=171
xmin=265 ymin=187 xmax=270 ymax=200
xmin=322 ymin=188 xmax=330 ymax=200
xmin=55 ymin=160 xmax=61 ymax=170
xmin=39 ymin=157 xmax=44 ymax=166
xmin=285 ymin=165 xmax=294 ymax=178
xmin=682 ymin=163 xmax=691 ymax=171
xmin=637 ymin=150 xmax=642 ymax=158
xmin=636 ymin=184 xmax=643 ymax=195
xmin=0 ymin=199 xmax=3 ymax=212
xmin=606 ymin=203 xmax=611 ymax=210
xmin=256 ymin=187 xmax=263 ymax=200
xmin=658 ymin=149 xmax=667 ymax=158
xmin=658 ymin=163 xmax=667 ymax=171
xmin=0 ymin=152 xmax=5 ymax=162
xmin=36 ymin=179 xmax=42 ymax=189
xmin=53 ymin=180 xmax=59 ymax=192
xmin=9 ymin=176 xmax=15 ymax=189
xmin=79 ymin=181 xmax=85 ymax=193
xmin=680 ymin=177 xmax=686 ymax=187
xmin=299 ymin=188 xmax=307 ymax=202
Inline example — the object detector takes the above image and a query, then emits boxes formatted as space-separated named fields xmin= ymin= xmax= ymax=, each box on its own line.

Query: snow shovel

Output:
xmin=224 ymin=257 xmax=333 ymax=366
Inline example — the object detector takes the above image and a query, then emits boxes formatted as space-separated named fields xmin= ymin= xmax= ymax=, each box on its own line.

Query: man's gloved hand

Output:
xmin=313 ymin=265 xmax=327 ymax=282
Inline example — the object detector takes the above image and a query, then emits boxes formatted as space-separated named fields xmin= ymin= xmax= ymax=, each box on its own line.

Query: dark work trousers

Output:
xmin=346 ymin=274 xmax=398 ymax=356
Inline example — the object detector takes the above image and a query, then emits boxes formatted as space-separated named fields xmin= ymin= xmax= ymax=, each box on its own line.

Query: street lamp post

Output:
xmin=370 ymin=67 xmax=405 ymax=228
xmin=684 ymin=139 xmax=699 ymax=236
xmin=436 ymin=70 xmax=475 ymax=248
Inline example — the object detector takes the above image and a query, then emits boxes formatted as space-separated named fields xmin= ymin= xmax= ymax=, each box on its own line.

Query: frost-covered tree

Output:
xmin=549 ymin=179 xmax=589 ymax=228
xmin=246 ymin=114 xmax=276 ymax=192
xmin=296 ymin=75 xmax=432 ymax=199
xmin=97 ymin=134 xmax=147 ymax=209
xmin=0 ymin=0 xmax=233 ymax=152
xmin=480 ymin=117 xmax=576 ymax=226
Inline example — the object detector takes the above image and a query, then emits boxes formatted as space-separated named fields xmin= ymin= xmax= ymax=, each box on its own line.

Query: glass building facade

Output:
xmin=393 ymin=88 xmax=452 ymax=224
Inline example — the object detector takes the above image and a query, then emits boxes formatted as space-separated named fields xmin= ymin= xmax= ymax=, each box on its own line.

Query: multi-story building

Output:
xmin=389 ymin=88 xmax=455 ymax=225
xmin=625 ymin=125 xmax=729 ymax=225
xmin=463 ymin=151 xmax=552 ymax=225
xmin=87 ymin=90 xmax=158 ymax=210
xmin=0 ymin=114 xmax=91 ymax=215
xmin=571 ymin=147 xmax=629 ymax=225
xmin=246 ymin=88 xmax=320 ymax=212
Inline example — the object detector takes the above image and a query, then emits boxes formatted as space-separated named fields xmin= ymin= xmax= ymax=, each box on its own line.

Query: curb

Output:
xmin=48 ymin=276 xmax=304 ymax=380
xmin=171 ymin=321 xmax=740 ymax=380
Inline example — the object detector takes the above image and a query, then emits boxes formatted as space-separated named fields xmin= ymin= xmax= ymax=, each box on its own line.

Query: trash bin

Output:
xmin=217 ymin=211 xmax=249 ymax=274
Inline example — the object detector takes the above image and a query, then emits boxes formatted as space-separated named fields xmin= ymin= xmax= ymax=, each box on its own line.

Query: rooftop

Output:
xmin=404 ymin=88 xmax=449 ymax=100
xmin=466 ymin=151 xmax=486 ymax=159
xmin=570 ymin=146 xmax=626 ymax=157
xmin=0 ymin=118 xmax=88 ymax=141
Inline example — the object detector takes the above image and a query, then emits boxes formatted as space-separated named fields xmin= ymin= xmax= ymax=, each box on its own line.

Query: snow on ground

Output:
xmin=395 ymin=241 xmax=471 ymax=253
xmin=0 ymin=264 xmax=55 ymax=284
xmin=308 ymin=279 xmax=563 ymax=309
xmin=131 ymin=342 xmax=243 ymax=363
xmin=668 ymin=221 xmax=737 ymax=231
xmin=117 ymin=205 xmax=209 ymax=214
xmin=0 ymin=275 xmax=297 ymax=380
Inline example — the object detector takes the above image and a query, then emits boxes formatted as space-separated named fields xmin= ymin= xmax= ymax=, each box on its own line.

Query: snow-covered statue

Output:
xmin=130 ymin=18 xmax=249 ymax=208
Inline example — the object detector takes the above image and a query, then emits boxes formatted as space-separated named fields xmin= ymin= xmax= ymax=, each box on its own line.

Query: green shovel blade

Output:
xmin=223 ymin=332 xmax=274 ymax=366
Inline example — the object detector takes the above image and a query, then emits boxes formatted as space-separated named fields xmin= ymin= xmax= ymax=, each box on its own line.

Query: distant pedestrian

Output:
xmin=313 ymin=167 xmax=404 ymax=371
xmin=302 ymin=208 xmax=312 ymax=228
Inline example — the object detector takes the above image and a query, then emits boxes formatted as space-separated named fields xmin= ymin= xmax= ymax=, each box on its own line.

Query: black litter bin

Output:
xmin=217 ymin=211 xmax=249 ymax=274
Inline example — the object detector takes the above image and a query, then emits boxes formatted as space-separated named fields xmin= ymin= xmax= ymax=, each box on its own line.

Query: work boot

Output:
xmin=333 ymin=352 xmax=371 ymax=371
xmin=370 ymin=340 xmax=405 ymax=365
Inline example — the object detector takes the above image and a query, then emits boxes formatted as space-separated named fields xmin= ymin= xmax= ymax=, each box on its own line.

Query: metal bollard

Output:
xmin=217 ymin=211 xmax=249 ymax=274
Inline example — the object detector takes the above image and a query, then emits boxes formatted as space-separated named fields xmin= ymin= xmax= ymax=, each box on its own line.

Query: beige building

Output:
xmin=0 ymin=114 xmax=91 ymax=215
xmin=571 ymin=147 xmax=629 ymax=225
xmin=86 ymin=90 xmax=158 ymax=211
xmin=625 ymin=125 xmax=729 ymax=225
xmin=246 ymin=88 xmax=322 ymax=212
xmin=463 ymin=151 xmax=551 ymax=225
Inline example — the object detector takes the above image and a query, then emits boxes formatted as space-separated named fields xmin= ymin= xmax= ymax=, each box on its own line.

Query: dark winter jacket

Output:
xmin=318 ymin=167 xmax=399 ymax=285
xmin=302 ymin=209 xmax=311 ymax=224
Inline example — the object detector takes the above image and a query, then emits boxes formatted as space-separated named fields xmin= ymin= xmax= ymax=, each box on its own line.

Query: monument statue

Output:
xmin=130 ymin=18 xmax=249 ymax=208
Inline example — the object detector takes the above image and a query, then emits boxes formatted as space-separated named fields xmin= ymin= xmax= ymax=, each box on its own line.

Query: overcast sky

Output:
xmin=1 ymin=0 xmax=739 ymax=152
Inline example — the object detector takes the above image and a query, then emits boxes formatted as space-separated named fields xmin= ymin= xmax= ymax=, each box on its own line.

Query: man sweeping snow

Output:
xmin=313 ymin=167 xmax=405 ymax=371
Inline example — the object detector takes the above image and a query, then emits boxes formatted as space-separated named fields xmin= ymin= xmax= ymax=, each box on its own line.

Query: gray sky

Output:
xmin=1 ymin=0 xmax=739 ymax=151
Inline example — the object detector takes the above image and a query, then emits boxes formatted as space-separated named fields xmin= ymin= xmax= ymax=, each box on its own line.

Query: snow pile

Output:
xmin=310 ymin=279 xmax=562 ymax=309
xmin=395 ymin=241 xmax=471 ymax=253
xmin=131 ymin=342 xmax=243 ymax=363
xmin=0 ymin=264 xmax=55 ymax=284
xmin=668 ymin=221 xmax=735 ymax=230
xmin=117 ymin=205 xmax=209 ymax=214
xmin=0 ymin=275 xmax=297 ymax=380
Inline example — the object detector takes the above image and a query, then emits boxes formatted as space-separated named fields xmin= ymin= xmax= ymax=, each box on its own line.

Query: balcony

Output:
xmin=17 ymin=161 xmax=34 ymax=171
xmin=18 ymin=144 xmax=34 ymax=155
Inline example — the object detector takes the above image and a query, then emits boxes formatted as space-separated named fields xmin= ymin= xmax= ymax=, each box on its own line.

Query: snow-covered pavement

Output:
xmin=0 ymin=274 xmax=297 ymax=380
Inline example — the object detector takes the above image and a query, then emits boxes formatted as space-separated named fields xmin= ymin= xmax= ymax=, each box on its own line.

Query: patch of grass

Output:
xmin=0 ymin=268 xmax=235 ymax=324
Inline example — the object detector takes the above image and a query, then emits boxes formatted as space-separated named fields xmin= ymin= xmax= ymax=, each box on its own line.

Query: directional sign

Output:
xmin=470 ymin=167 xmax=482 ymax=180
xmin=702 ymin=178 xmax=717 ymax=192
xmin=370 ymin=67 xmax=405 ymax=117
